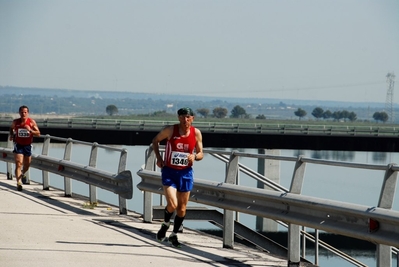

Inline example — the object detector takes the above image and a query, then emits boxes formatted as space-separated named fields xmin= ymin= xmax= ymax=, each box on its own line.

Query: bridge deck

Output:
xmin=0 ymin=174 xmax=294 ymax=267
xmin=2 ymin=120 xmax=399 ymax=151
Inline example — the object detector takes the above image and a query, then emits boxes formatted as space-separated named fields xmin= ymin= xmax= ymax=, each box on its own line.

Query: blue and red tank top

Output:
xmin=13 ymin=118 xmax=34 ymax=145
xmin=164 ymin=124 xmax=197 ymax=170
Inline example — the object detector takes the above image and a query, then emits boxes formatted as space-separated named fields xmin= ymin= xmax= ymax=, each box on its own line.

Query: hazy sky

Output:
xmin=1 ymin=0 xmax=398 ymax=103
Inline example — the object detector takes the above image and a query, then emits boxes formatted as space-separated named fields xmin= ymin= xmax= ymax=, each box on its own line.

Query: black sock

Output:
xmin=173 ymin=215 xmax=185 ymax=233
xmin=164 ymin=207 xmax=173 ymax=223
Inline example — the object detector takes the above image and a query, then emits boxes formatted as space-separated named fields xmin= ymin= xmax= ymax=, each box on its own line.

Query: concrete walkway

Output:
xmin=0 ymin=174 xmax=289 ymax=267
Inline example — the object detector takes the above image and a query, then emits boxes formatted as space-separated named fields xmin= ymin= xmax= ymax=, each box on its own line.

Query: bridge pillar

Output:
xmin=256 ymin=149 xmax=279 ymax=232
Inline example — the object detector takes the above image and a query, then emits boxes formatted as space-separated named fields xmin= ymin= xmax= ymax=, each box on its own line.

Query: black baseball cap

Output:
xmin=177 ymin=107 xmax=194 ymax=116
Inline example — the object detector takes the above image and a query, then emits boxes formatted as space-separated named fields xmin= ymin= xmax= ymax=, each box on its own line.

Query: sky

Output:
xmin=1 ymin=0 xmax=398 ymax=103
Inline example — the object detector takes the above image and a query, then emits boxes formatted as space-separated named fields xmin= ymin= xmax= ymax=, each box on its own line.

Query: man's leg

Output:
xmin=14 ymin=153 xmax=23 ymax=190
xmin=21 ymin=156 xmax=31 ymax=184
xmin=172 ymin=191 xmax=190 ymax=232
xmin=168 ymin=191 xmax=190 ymax=247
xmin=157 ymin=186 xmax=178 ymax=241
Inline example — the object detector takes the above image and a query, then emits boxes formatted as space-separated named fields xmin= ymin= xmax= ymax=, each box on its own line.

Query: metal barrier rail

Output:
xmin=137 ymin=169 xmax=399 ymax=246
xmin=0 ymin=148 xmax=132 ymax=199
xmin=138 ymin=146 xmax=399 ymax=267
xmin=0 ymin=131 xmax=133 ymax=214
xmin=1 ymin=118 xmax=399 ymax=136
xmin=206 ymin=150 xmax=399 ymax=266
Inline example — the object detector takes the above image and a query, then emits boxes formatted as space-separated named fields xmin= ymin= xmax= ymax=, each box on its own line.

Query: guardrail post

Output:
xmin=314 ymin=229 xmax=319 ymax=265
xmin=225 ymin=151 xmax=239 ymax=184
xmin=223 ymin=151 xmax=239 ymax=249
xmin=63 ymin=138 xmax=73 ymax=197
xmin=145 ymin=145 xmax=156 ymax=170
xmin=288 ymin=224 xmax=301 ymax=267
xmin=6 ymin=134 xmax=13 ymax=180
xmin=376 ymin=164 xmax=398 ymax=267
xmin=117 ymin=148 xmax=129 ymax=214
xmin=289 ymin=155 xmax=306 ymax=194
xmin=88 ymin=143 xmax=98 ymax=205
xmin=256 ymin=149 xmax=279 ymax=232
xmin=142 ymin=146 xmax=156 ymax=222
xmin=301 ymin=226 xmax=306 ymax=258
xmin=288 ymin=155 xmax=306 ymax=267
xmin=378 ymin=164 xmax=397 ymax=209
xmin=41 ymin=135 xmax=51 ymax=190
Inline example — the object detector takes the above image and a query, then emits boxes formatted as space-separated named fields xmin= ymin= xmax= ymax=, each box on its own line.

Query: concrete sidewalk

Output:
xmin=0 ymin=174 xmax=289 ymax=267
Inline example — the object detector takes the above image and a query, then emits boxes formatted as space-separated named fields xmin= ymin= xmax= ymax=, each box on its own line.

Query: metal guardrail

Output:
xmin=137 ymin=146 xmax=399 ymax=267
xmin=137 ymin=168 xmax=399 ymax=245
xmin=0 ymin=131 xmax=133 ymax=214
xmin=0 ymin=148 xmax=132 ymax=199
xmin=1 ymin=118 xmax=399 ymax=136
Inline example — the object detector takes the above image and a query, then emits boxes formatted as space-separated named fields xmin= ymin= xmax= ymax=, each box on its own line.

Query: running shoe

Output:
xmin=156 ymin=223 xmax=170 ymax=242
xmin=17 ymin=182 xmax=23 ymax=191
xmin=168 ymin=234 xmax=181 ymax=248
xmin=21 ymin=174 xmax=29 ymax=184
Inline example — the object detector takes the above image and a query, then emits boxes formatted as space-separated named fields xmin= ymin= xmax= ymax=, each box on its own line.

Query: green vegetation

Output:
xmin=294 ymin=108 xmax=307 ymax=120
xmin=0 ymin=88 xmax=395 ymax=126
xmin=106 ymin=104 xmax=118 ymax=116
xmin=230 ymin=105 xmax=248 ymax=118
xmin=196 ymin=108 xmax=210 ymax=118
xmin=373 ymin=111 xmax=389 ymax=123
xmin=310 ymin=107 xmax=358 ymax=122
xmin=212 ymin=107 xmax=228 ymax=118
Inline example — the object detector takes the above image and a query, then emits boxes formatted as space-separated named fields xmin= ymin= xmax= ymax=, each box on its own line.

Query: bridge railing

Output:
xmin=137 ymin=145 xmax=399 ymax=267
xmin=1 ymin=117 xmax=399 ymax=136
xmin=0 ymin=131 xmax=133 ymax=214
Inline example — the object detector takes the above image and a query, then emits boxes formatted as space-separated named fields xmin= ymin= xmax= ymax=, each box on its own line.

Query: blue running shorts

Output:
xmin=161 ymin=166 xmax=194 ymax=192
xmin=13 ymin=143 xmax=32 ymax=157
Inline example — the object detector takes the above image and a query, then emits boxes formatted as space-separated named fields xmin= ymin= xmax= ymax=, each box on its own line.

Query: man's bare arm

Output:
xmin=194 ymin=129 xmax=204 ymax=161
xmin=152 ymin=126 xmax=173 ymax=168
xmin=9 ymin=120 xmax=15 ymax=141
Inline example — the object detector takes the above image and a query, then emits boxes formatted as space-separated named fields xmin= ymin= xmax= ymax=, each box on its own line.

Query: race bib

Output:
xmin=170 ymin=151 xmax=189 ymax=167
xmin=17 ymin=128 xmax=30 ymax=138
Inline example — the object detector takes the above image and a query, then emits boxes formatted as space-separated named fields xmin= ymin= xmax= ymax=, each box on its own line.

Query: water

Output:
xmin=1 ymin=143 xmax=398 ymax=267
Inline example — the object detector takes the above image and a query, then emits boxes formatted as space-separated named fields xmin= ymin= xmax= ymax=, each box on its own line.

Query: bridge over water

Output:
xmin=1 ymin=118 xmax=399 ymax=151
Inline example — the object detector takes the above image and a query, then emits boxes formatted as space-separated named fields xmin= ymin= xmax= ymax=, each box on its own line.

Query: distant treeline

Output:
xmin=0 ymin=87 xmax=393 ymax=122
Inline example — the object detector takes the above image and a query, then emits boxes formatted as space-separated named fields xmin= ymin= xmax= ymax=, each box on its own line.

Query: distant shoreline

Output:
xmin=0 ymin=113 xmax=75 ymax=120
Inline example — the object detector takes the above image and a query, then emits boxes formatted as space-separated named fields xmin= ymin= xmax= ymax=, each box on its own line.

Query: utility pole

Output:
xmin=385 ymin=72 xmax=396 ymax=123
